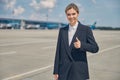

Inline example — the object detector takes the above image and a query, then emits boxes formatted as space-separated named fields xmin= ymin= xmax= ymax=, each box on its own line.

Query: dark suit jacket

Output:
xmin=53 ymin=21 xmax=99 ymax=80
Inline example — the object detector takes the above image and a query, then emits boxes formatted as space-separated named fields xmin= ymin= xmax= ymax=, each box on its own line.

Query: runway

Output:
xmin=0 ymin=30 xmax=120 ymax=80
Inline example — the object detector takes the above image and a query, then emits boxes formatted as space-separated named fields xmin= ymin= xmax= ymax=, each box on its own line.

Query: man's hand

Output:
xmin=54 ymin=74 xmax=59 ymax=80
xmin=74 ymin=37 xmax=81 ymax=48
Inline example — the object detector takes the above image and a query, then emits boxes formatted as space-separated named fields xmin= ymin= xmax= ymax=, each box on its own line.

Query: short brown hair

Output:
xmin=65 ymin=3 xmax=79 ymax=14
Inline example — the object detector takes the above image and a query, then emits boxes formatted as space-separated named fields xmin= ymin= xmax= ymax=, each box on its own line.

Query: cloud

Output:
xmin=0 ymin=0 xmax=16 ymax=10
xmin=6 ymin=0 xmax=16 ymax=9
xmin=75 ymin=3 xmax=85 ymax=12
xmin=91 ymin=0 xmax=96 ymax=4
xmin=30 ymin=0 xmax=56 ymax=11
xmin=13 ymin=6 xmax=25 ymax=16
xmin=0 ymin=0 xmax=6 ymax=4
xmin=29 ymin=13 xmax=47 ymax=21
xmin=30 ymin=0 xmax=40 ymax=10
xmin=40 ymin=0 xmax=56 ymax=9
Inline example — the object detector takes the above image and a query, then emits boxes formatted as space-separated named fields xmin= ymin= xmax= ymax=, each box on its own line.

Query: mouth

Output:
xmin=70 ymin=19 xmax=75 ymax=23
xmin=69 ymin=18 xmax=74 ymax=21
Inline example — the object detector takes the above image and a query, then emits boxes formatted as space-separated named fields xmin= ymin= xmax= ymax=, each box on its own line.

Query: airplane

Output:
xmin=90 ymin=21 xmax=97 ymax=30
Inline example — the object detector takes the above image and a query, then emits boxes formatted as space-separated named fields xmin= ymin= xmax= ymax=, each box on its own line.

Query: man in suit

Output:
xmin=53 ymin=3 xmax=99 ymax=80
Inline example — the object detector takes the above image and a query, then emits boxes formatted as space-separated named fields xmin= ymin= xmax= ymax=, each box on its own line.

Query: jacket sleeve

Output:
xmin=53 ymin=29 xmax=61 ymax=74
xmin=80 ymin=27 xmax=99 ymax=53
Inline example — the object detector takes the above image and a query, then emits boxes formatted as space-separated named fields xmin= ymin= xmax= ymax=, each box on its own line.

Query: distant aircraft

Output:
xmin=46 ymin=23 xmax=67 ymax=29
xmin=90 ymin=21 xmax=97 ymax=30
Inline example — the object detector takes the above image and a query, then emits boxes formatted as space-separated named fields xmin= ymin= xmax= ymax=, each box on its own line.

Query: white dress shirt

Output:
xmin=68 ymin=22 xmax=78 ymax=45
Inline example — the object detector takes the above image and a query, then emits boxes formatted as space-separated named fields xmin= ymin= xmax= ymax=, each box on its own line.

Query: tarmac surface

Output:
xmin=0 ymin=30 xmax=120 ymax=80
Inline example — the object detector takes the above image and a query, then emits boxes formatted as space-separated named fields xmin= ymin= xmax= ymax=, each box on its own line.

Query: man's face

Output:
xmin=66 ymin=8 xmax=79 ymax=26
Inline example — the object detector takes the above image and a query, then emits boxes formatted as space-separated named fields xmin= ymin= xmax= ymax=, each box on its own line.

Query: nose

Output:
xmin=69 ymin=14 xmax=74 ymax=18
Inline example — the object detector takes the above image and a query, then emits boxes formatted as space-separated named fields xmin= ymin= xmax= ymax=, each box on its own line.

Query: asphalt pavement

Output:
xmin=0 ymin=30 xmax=120 ymax=80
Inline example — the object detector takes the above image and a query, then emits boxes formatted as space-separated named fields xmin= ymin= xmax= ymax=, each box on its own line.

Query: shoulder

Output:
xmin=78 ymin=22 xmax=91 ymax=31
xmin=59 ymin=24 xmax=69 ymax=31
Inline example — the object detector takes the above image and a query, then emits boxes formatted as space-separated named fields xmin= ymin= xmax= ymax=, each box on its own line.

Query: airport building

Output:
xmin=0 ymin=18 xmax=67 ymax=29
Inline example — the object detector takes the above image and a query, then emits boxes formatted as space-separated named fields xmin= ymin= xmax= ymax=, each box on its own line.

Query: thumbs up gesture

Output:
xmin=74 ymin=37 xmax=81 ymax=48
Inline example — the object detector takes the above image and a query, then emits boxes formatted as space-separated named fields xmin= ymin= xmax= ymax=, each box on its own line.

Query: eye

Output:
xmin=67 ymin=13 xmax=76 ymax=16
xmin=67 ymin=14 xmax=71 ymax=16
xmin=72 ymin=13 xmax=76 ymax=15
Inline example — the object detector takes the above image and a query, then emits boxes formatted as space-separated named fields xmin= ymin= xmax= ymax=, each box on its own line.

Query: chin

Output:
xmin=70 ymin=21 xmax=75 ymax=25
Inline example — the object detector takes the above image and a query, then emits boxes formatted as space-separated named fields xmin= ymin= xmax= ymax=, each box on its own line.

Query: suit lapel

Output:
xmin=63 ymin=26 xmax=74 ymax=61
xmin=63 ymin=22 xmax=83 ymax=62
xmin=63 ymin=26 xmax=69 ymax=50
xmin=69 ymin=22 xmax=82 ymax=51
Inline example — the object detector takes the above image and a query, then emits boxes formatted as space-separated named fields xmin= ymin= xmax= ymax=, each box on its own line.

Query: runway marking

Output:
xmin=42 ymin=46 xmax=55 ymax=49
xmin=88 ymin=45 xmax=120 ymax=56
xmin=2 ymin=45 xmax=120 ymax=80
xmin=99 ymin=45 xmax=120 ymax=53
xmin=2 ymin=65 xmax=53 ymax=80
xmin=0 ymin=40 xmax=56 ymax=47
xmin=0 ymin=51 xmax=16 ymax=55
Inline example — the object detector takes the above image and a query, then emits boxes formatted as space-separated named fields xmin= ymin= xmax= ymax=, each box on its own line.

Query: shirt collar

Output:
xmin=69 ymin=21 xmax=78 ymax=31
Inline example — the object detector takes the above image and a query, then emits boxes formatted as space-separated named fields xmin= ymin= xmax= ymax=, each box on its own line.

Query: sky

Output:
xmin=0 ymin=0 xmax=120 ymax=27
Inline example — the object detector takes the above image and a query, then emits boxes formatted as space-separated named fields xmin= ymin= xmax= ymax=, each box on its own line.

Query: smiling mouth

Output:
xmin=70 ymin=19 xmax=75 ymax=22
